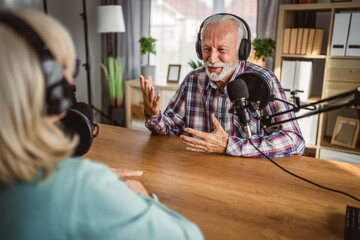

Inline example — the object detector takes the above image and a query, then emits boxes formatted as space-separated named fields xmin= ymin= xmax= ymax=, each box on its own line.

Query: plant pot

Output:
xmin=141 ymin=65 xmax=156 ymax=78
xmin=109 ymin=106 xmax=125 ymax=127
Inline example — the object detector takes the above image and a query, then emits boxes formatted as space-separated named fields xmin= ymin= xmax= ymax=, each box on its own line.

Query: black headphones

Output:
xmin=0 ymin=11 xmax=99 ymax=156
xmin=195 ymin=13 xmax=252 ymax=61
xmin=0 ymin=10 xmax=72 ymax=115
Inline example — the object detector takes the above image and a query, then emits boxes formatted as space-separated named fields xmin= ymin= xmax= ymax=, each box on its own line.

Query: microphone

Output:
xmin=227 ymin=79 xmax=252 ymax=139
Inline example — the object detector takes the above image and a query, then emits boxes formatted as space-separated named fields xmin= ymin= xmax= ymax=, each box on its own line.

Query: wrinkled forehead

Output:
xmin=202 ymin=21 xmax=239 ymax=46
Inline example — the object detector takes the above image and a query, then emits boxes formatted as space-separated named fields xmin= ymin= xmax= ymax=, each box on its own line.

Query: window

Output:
xmin=150 ymin=0 xmax=257 ymax=84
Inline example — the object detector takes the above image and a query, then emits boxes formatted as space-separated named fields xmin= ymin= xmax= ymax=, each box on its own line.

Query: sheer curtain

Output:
xmin=100 ymin=0 xmax=150 ymax=124
xmin=150 ymin=0 xmax=257 ymax=85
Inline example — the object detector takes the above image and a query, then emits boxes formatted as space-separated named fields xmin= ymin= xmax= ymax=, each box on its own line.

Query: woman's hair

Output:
xmin=0 ymin=10 xmax=78 ymax=184
xmin=201 ymin=14 xmax=246 ymax=50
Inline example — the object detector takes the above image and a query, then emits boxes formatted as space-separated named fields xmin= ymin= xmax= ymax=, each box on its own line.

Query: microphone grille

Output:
xmin=227 ymin=78 xmax=249 ymax=102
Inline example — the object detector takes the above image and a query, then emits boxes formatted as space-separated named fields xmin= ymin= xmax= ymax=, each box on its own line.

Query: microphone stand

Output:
xmin=80 ymin=0 xmax=121 ymax=126
xmin=260 ymin=87 xmax=360 ymax=129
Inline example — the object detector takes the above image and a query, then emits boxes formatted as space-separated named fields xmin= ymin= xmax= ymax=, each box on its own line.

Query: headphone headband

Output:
xmin=0 ymin=10 xmax=72 ymax=115
xmin=195 ymin=13 xmax=252 ymax=61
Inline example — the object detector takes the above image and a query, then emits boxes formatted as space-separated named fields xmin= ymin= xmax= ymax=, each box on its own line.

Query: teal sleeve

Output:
xmin=69 ymin=159 xmax=204 ymax=240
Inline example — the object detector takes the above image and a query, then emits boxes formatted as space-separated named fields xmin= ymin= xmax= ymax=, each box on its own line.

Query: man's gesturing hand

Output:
xmin=139 ymin=75 xmax=160 ymax=118
xmin=180 ymin=113 xmax=229 ymax=153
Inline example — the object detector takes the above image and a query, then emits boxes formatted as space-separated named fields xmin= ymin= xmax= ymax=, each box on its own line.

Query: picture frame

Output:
xmin=331 ymin=116 xmax=359 ymax=149
xmin=167 ymin=64 xmax=181 ymax=83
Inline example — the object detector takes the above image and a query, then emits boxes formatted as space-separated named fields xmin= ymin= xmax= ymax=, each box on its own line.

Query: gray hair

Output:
xmin=201 ymin=14 xmax=248 ymax=49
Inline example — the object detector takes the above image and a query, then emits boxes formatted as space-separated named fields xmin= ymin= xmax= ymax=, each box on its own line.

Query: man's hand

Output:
xmin=139 ymin=75 xmax=161 ymax=118
xmin=180 ymin=113 xmax=229 ymax=153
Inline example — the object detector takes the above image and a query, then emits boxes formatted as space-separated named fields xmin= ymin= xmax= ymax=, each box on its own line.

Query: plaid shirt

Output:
xmin=145 ymin=61 xmax=305 ymax=158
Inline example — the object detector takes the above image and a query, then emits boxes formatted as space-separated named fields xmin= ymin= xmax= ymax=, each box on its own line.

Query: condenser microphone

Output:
xmin=61 ymin=102 xmax=99 ymax=156
xmin=227 ymin=79 xmax=252 ymax=139
xmin=60 ymin=86 xmax=99 ymax=157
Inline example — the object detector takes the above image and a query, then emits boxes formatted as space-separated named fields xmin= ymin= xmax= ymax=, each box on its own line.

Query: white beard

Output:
xmin=204 ymin=57 xmax=239 ymax=82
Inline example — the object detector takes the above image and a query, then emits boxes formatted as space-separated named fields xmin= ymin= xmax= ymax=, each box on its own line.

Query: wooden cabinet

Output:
xmin=125 ymin=79 xmax=178 ymax=130
xmin=274 ymin=2 xmax=360 ymax=160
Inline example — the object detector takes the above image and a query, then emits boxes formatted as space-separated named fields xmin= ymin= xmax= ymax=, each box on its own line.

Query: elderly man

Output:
xmin=139 ymin=13 xmax=305 ymax=158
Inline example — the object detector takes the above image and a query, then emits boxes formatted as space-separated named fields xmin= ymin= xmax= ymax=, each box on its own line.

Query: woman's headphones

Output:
xmin=0 ymin=11 xmax=98 ymax=156
xmin=195 ymin=13 xmax=252 ymax=61
xmin=0 ymin=10 xmax=73 ymax=115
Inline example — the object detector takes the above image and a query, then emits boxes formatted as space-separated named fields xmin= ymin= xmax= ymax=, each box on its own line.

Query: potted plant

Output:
xmin=100 ymin=56 xmax=125 ymax=125
xmin=188 ymin=60 xmax=203 ymax=69
xmin=139 ymin=36 xmax=157 ymax=78
xmin=250 ymin=38 xmax=276 ymax=67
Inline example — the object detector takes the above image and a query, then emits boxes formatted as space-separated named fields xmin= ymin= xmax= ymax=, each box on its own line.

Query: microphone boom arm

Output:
xmin=261 ymin=87 xmax=360 ymax=129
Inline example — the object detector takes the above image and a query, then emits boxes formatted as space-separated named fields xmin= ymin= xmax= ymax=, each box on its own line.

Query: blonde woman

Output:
xmin=0 ymin=9 xmax=203 ymax=240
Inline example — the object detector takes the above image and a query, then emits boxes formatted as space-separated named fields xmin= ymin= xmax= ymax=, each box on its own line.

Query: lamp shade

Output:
xmin=97 ymin=5 xmax=126 ymax=33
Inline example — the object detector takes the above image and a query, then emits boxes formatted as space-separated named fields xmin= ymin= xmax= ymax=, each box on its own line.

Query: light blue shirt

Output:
xmin=0 ymin=158 xmax=204 ymax=240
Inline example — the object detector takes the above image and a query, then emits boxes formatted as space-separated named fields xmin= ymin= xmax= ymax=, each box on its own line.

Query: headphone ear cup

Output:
xmin=60 ymin=107 xmax=93 ymax=156
xmin=238 ymin=38 xmax=251 ymax=61
xmin=195 ymin=37 xmax=203 ymax=60
xmin=43 ymin=59 xmax=73 ymax=115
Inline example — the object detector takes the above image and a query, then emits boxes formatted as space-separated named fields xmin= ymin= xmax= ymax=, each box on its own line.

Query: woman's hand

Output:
xmin=110 ymin=168 xmax=143 ymax=179
xmin=111 ymin=168 xmax=151 ymax=198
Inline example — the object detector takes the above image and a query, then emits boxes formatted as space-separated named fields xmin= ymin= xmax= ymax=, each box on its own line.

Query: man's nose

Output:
xmin=208 ymin=50 xmax=219 ymax=63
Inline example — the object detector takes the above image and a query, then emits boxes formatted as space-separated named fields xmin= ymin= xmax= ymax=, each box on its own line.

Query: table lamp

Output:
xmin=97 ymin=5 xmax=126 ymax=125
xmin=97 ymin=5 xmax=126 ymax=33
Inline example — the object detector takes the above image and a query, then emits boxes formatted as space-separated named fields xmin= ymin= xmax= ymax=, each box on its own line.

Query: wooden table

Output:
xmin=84 ymin=124 xmax=360 ymax=240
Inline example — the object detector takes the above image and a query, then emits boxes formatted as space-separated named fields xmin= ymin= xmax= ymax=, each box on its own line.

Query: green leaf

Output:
xmin=188 ymin=60 xmax=203 ymax=69
xmin=251 ymin=38 xmax=276 ymax=61
xmin=139 ymin=36 xmax=157 ymax=56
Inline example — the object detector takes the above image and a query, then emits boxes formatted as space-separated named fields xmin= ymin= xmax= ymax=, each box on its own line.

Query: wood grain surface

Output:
xmin=84 ymin=124 xmax=360 ymax=240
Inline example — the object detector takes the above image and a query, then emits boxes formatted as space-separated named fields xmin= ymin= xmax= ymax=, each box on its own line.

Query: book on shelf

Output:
xmin=280 ymin=60 xmax=313 ymax=101
xmin=282 ymin=28 xmax=323 ymax=56
xmin=280 ymin=61 xmax=296 ymax=100
xmin=305 ymin=28 xmax=316 ymax=55
xmin=296 ymin=28 xmax=304 ymax=54
xmin=345 ymin=13 xmax=360 ymax=57
xmin=301 ymin=28 xmax=310 ymax=55
xmin=293 ymin=61 xmax=313 ymax=101
xmin=282 ymin=28 xmax=291 ymax=54
xmin=289 ymin=28 xmax=298 ymax=54
xmin=311 ymin=28 xmax=324 ymax=55
xmin=330 ymin=13 xmax=351 ymax=56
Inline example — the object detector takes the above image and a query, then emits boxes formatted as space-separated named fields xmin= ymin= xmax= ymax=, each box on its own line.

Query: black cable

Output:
xmin=249 ymin=140 xmax=360 ymax=203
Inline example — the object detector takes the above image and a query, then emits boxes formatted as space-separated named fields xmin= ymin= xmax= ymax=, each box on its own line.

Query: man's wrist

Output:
xmin=144 ymin=111 xmax=159 ymax=119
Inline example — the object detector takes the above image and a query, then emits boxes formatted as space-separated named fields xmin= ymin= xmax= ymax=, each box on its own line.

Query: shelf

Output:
xmin=305 ymin=144 xmax=317 ymax=149
xmin=275 ymin=2 xmax=360 ymax=160
xmin=320 ymin=136 xmax=360 ymax=155
xmin=281 ymin=54 xmax=326 ymax=59
xmin=328 ymin=56 xmax=360 ymax=60
xmin=280 ymin=2 xmax=360 ymax=11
